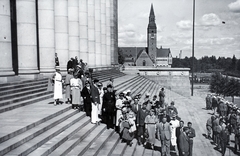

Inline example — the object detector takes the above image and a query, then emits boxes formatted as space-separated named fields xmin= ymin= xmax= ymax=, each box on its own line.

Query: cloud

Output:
xmin=197 ymin=37 xmax=235 ymax=47
xmin=176 ymin=20 xmax=192 ymax=30
xmin=228 ymin=0 xmax=240 ymax=13
xmin=118 ymin=23 xmax=146 ymax=47
xmin=200 ymin=13 xmax=221 ymax=26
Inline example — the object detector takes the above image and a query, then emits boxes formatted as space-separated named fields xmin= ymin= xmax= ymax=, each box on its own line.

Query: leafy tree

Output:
xmin=237 ymin=60 xmax=240 ymax=71
xmin=118 ymin=48 xmax=125 ymax=65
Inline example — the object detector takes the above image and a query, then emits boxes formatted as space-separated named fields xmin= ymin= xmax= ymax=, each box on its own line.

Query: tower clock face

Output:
xmin=151 ymin=34 xmax=155 ymax=39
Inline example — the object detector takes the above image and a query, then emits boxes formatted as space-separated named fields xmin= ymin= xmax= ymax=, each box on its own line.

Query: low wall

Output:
xmin=138 ymin=68 xmax=191 ymax=97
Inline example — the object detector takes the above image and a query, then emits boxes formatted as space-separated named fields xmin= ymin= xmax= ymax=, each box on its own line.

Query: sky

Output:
xmin=118 ymin=0 xmax=240 ymax=59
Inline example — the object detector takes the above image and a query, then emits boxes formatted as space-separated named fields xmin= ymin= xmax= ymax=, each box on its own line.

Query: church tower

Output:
xmin=147 ymin=4 xmax=157 ymax=63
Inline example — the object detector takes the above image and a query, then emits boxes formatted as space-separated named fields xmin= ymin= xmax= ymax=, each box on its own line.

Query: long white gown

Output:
xmin=169 ymin=119 xmax=180 ymax=146
xmin=54 ymin=72 xmax=63 ymax=99
xmin=116 ymin=99 xmax=124 ymax=126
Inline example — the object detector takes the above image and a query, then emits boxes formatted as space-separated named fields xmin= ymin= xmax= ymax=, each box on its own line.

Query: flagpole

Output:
xmin=191 ymin=0 xmax=195 ymax=96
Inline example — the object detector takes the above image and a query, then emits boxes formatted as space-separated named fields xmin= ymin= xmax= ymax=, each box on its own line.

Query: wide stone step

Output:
xmin=133 ymin=143 xmax=145 ymax=156
xmin=110 ymin=139 xmax=128 ymax=156
xmin=122 ymin=139 xmax=138 ymax=156
xmin=0 ymin=92 xmax=53 ymax=113
xmin=0 ymin=109 xmax=78 ymax=155
xmin=0 ymin=78 xmax=48 ymax=92
xmin=115 ymin=77 xmax=146 ymax=95
xmin=46 ymin=122 xmax=97 ymax=156
xmin=0 ymin=83 xmax=48 ymax=97
xmin=0 ymin=84 xmax=48 ymax=101
xmin=96 ymin=132 xmax=120 ymax=156
xmin=81 ymin=129 xmax=115 ymax=156
xmin=93 ymin=73 xmax=126 ymax=82
xmin=28 ymin=116 xmax=92 ymax=156
xmin=66 ymin=124 xmax=107 ymax=156
xmin=0 ymin=105 xmax=71 ymax=143
xmin=4 ymin=112 xmax=86 ymax=156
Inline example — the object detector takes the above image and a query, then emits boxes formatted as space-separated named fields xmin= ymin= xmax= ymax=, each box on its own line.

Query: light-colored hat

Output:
xmin=123 ymin=91 xmax=127 ymax=95
xmin=127 ymin=90 xmax=131 ymax=93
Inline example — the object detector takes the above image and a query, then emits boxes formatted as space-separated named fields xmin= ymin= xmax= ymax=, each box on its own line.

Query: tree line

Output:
xmin=172 ymin=55 xmax=240 ymax=77
xmin=209 ymin=72 xmax=240 ymax=102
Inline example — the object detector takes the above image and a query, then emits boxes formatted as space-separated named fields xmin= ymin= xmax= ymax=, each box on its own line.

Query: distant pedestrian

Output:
xmin=159 ymin=88 xmax=165 ymax=105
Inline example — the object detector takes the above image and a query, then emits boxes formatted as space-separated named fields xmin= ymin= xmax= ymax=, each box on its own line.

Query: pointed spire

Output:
xmin=150 ymin=3 xmax=155 ymax=17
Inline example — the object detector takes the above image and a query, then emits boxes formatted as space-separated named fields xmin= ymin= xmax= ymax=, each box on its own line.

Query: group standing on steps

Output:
xmin=48 ymin=57 xmax=196 ymax=155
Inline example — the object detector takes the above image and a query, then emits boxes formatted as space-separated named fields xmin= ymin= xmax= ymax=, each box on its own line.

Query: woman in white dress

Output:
xmin=115 ymin=92 xmax=125 ymax=133
xmin=70 ymin=73 xmax=83 ymax=109
xmin=53 ymin=67 xmax=63 ymax=105
xmin=169 ymin=114 xmax=180 ymax=155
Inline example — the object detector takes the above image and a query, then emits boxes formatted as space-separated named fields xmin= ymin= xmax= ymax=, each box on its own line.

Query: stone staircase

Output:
xmin=0 ymin=70 xmax=164 ymax=156
xmin=0 ymin=69 xmax=125 ymax=114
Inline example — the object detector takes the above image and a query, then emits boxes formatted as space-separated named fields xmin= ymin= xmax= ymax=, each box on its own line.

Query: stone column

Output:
xmin=95 ymin=0 xmax=101 ymax=67
xmin=113 ymin=0 xmax=118 ymax=65
xmin=79 ymin=0 xmax=88 ymax=64
xmin=55 ymin=0 xmax=68 ymax=72
xmin=100 ymin=0 xmax=106 ymax=66
xmin=87 ymin=0 xmax=95 ymax=67
xmin=105 ymin=0 xmax=111 ymax=66
xmin=110 ymin=0 xmax=114 ymax=65
xmin=38 ymin=0 xmax=55 ymax=74
xmin=17 ymin=0 xmax=39 ymax=77
xmin=68 ymin=0 xmax=79 ymax=60
xmin=0 ymin=0 xmax=15 ymax=80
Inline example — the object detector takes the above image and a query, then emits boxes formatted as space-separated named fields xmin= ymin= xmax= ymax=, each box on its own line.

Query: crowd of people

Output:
xmin=47 ymin=60 xmax=197 ymax=156
xmin=205 ymin=94 xmax=240 ymax=155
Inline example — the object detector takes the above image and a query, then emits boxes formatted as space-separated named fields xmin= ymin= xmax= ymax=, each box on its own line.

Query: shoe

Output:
xmin=129 ymin=142 xmax=133 ymax=147
xmin=151 ymin=144 xmax=154 ymax=149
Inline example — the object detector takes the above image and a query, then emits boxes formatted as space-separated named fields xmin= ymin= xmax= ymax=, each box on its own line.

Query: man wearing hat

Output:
xmin=102 ymin=84 xmax=116 ymax=129
xmin=81 ymin=81 xmax=92 ymax=117
xmin=136 ymin=102 xmax=149 ymax=145
xmin=187 ymin=122 xmax=196 ymax=156
xmin=53 ymin=66 xmax=63 ymax=105
xmin=179 ymin=127 xmax=190 ymax=156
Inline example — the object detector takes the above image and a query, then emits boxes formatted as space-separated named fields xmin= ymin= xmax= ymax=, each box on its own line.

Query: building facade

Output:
xmin=119 ymin=4 xmax=172 ymax=67
xmin=0 ymin=0 xmax=118 ymax=82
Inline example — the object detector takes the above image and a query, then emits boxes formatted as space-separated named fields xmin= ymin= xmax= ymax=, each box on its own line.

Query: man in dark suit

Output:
xmin=102 ymin=84 xmax=116 ymax=129
xmin=157 ymin=117 xmax=172 ymax=156
xmin=81 ymin=81 xmax=92 ymax=117
xmin=136 ymin=102 xmax=149 ymax=145
xmin=176 ymin=120 xmax=185 ymax=156
xmin=179 ymin=127 xmax=190 ymax=156
xmin=187 ymin=122 xmax=196 ymax=156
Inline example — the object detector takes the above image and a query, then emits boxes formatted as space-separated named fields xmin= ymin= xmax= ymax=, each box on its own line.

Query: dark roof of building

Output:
xmin=136 ymin=48 xmax=148 ymax=59
xmin=119 ymin=47 xmax=146 ymax=58
xmin=150 ymin=4 xmax=155 ymax=17
xmin=156 ymin=47 xmax=171 ymax=57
